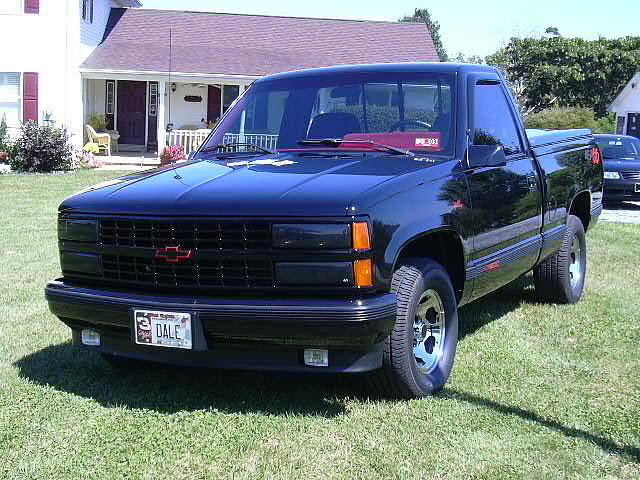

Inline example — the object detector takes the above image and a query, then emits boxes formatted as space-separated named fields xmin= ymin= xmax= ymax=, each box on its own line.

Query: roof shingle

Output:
xmin=81 ymin=9 xmax=439 ymax=76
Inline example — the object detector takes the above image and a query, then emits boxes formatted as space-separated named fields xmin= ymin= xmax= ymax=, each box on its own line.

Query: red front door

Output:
xmin=117 ymin=81 xmax=147 ymax=145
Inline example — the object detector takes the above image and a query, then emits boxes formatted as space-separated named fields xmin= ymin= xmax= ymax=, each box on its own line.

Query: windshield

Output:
xmin=597 ymin=137 xmax=640 ymax=159
xmin=202 ymin=72 xmax=455 ymax=155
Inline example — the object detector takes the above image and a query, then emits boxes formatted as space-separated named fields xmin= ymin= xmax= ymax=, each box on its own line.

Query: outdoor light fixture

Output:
xmin=171 ymin=83 xmax=177 ymax=92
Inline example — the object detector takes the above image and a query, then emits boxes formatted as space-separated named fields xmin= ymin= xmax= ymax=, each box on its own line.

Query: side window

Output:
xmin=473 ymin=83 xmax=522 ymax=155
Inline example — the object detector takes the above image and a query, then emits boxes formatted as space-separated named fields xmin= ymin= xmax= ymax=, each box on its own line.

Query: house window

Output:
xmin=223 ymin=85 xmax=240 ymax=114
xmin=82 ymin=0 xmax=94 ymax=23
xmin=0 ymin=72 xmax=22 ymax=129
xmin=0 ymin=0 xmax=24 ymax=15
xmin=105 ymin=81 xmax=115 ymax=114
xmin=148 ymin=83 xmax=158 ymax=117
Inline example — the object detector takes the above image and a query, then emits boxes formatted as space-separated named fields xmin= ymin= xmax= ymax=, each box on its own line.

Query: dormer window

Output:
xmin=82 ymin=0 xmax=94 ymax=23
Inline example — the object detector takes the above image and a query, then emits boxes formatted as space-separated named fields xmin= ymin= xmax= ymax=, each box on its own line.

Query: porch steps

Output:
xmin=97 ymin=155 xmax=161 ymax=170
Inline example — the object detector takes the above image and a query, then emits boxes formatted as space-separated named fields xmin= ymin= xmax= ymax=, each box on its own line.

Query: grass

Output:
xmin=0 ymin=169 xmax=638 ymax=479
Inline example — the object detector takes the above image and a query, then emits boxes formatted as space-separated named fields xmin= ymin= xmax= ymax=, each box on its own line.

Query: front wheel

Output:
xmin=369 ymin=259 xmax=459 ymax=398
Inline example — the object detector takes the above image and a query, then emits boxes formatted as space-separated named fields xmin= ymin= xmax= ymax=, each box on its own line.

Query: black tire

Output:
xmin=368 ymin=259 xmax=459 ymax=399
xmin=533 ymin=214 xmax=587 ymax=304
xmin=100 ymin=353 xmax=149 ymax=370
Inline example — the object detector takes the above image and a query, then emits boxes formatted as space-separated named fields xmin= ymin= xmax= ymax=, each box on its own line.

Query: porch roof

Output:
xmin=80 ymin=9 xmax=439 ymax=78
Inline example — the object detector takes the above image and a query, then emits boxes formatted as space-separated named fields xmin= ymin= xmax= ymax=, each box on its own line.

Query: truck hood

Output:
xmin=60 ymin=153 xmax=432 ymax=216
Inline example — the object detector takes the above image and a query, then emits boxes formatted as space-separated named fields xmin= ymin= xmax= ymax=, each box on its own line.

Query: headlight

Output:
xmin=603 ymin=171 xmax=621 ymax=179
xmin=273 ymin=223 xmax=351 ymax=249
xmin=58 ymin=217 xmax=98 ymax=242
xmin=273 ymin=221 xmax=373 ymax=287
xmin=272 ymin=222 xmax=371 ymax=250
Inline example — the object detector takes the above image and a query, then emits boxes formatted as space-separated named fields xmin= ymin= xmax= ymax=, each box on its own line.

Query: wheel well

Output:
xmin=395 ymin=230 xmax=465 ymax=302
xmin=569 ymin=191 xmax=591 ymax=231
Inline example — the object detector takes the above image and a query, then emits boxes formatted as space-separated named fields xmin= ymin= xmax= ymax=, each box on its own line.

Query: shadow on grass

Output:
xmin=440 ymin=389 xmax=640 ymax=464
xmin=13 ymin=342 xmax=361 ymax=417
xmin=458 ymin=274 xmax=537 ymax=340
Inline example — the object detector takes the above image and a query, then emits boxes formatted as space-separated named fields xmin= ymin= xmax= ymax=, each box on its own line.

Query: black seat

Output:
xmin=308 ymin=112 xmax=362 ymax=139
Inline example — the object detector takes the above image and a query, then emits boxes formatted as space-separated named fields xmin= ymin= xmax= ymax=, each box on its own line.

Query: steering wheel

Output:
xmin=387 ymin=120 xmax=432 ymax=132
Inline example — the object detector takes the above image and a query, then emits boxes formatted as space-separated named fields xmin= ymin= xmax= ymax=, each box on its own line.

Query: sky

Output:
xmin=141 ymin=0 xmax=640 ymax=58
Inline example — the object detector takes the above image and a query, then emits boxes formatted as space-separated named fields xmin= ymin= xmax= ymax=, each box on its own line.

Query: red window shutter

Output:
xmin=24 ymin=0 xmax=39 ymax=14
xmin=23 ymin=73 xmax=39 ymax=123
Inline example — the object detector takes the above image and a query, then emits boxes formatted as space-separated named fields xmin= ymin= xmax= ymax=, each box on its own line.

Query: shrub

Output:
xmin=160 ymin=144 xmax=187 ymax=165
xmin=0 ymin=115 xmax=9 ymax=155
xmin=525 ymin=107 xmax=616 ymax=134
xmin=88 ymin=113 xmax=107 ymax=132
xmin=10 ymin=121 xmax=75 ymax=172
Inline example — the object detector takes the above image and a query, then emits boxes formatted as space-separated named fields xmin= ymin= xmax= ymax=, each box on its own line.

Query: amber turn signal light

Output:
xmin=354 ymin=259 xmax=373 ymax=287
xmin=352 ymin=222 xmax=371 ymax=251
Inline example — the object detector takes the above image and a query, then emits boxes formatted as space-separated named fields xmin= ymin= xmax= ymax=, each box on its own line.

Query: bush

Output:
xmin=160 ymin=144 xmax=187 ymax=165
xmin=0 ymin=116 xmax=9 ymax=155
xmin=525 ymin=107 xmax=616 ymax=134
xmin=88 ymin=113 xmax=107 ymax=132
xmin=10 ymin=121 xmax=75 ymax=172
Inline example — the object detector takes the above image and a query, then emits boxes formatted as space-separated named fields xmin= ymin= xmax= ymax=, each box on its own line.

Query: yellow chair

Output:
xmin=85 ymin=125 xmax=111 ymax=156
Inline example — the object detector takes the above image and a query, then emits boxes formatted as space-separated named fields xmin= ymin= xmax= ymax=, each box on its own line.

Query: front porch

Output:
xmin=82 ymin=72 xmax=255 ymax=155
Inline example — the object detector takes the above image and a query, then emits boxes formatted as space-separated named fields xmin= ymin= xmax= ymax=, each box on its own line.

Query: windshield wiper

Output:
xmin=298 ymin=139 xmax=412 ymax=156
xmin=199 ymin=143 xmax=274 ymax=155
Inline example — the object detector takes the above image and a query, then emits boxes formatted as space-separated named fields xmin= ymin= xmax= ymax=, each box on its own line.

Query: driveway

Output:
xmin=600 ymin=201 xmax=640 ymax=224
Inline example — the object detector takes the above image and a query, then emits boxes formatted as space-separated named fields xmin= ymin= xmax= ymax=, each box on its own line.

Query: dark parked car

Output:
xmin=594 ymin=134 xmax=640 ymax=205
xmin=46 ymin=63 xmax=602 ymax=398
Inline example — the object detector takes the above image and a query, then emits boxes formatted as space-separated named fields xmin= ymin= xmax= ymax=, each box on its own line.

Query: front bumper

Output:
xmin=45 ymin=280 xmax=397 ymax=373
xmin=604 ymin=179 xmax=640 ymax=201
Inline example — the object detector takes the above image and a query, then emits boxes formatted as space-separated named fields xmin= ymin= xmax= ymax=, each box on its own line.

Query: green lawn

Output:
xmin=1 ymin=170 xmax=638 ymax=479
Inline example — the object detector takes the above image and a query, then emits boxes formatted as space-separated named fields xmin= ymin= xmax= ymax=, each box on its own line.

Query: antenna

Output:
xmin=167 ymin=28 xmax=173 ymax=132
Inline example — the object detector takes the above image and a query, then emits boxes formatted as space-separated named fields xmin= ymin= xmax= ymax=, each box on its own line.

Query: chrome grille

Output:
xmin=620 ymin=170 xmax=640 ymax=180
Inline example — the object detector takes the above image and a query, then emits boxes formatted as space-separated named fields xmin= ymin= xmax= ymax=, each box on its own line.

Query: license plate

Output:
xmin=134 ymin=310 xmax=192 ymax=349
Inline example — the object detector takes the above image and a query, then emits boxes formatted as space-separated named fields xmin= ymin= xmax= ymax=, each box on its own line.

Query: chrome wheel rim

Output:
xmin=569 ymin=237 xmax=583 ymax=289
xmin=413 ymin=289 xmax=446 ymax=374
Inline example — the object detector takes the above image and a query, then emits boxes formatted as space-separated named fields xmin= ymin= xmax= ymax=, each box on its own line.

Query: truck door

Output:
xmin=465 ymin=77 xmax=543 ymax=300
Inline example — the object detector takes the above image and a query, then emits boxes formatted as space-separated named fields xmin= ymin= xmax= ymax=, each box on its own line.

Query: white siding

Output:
xmin=0 ymin=1 xmax=74 ymax=134
xmin=167 ymin=83 xmax=209 ymax=129
xmin=79 ymin=0 xmax=120 ymax=62
xmin=0 ymin=0 xmax=135 ymax=145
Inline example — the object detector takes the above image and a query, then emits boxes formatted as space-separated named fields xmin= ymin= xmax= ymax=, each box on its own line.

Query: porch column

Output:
xmin=157 ymin=81 xmax=167 ymax=151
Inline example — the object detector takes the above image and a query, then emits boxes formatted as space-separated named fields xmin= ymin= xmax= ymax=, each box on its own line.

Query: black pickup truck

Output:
xmin=46 ymin=63 xmax=603 ymax=398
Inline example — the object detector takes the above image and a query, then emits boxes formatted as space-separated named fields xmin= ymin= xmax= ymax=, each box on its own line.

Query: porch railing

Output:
xmin=166 ymin=130 xmax=279 ymax=154
xmin=166 ymin=129 xmax=211 ymax=154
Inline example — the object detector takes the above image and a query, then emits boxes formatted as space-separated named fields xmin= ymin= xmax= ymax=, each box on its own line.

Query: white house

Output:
xmin=0 ymin=0 xmax=142 ymax=143
xmin=1 ymin=1 xmax=438 ymax=154
xmin=608 ymin=72 xmax=640 ymax=139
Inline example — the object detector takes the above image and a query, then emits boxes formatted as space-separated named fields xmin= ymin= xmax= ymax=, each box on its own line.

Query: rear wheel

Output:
xmin=369 ymin=259 xmax=459 ymax=398
xmin=533 ymin=214 xmax=587 ymax=304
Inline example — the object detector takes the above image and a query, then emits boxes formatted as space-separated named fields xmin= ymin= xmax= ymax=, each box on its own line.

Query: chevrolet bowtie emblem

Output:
xmin=154 ymin=246 xmax=193 ymax=263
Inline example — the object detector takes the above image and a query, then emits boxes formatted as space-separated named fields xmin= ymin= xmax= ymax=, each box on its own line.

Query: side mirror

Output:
xmin=467 ymin=144 xmax=507 ymax=169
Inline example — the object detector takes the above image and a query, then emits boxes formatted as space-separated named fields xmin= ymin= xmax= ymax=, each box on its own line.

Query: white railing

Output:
xmin=166 ymin=129 xmax=211 ymax=154
xmin=222 ymin=133 xmax=279 ymax=151
xmin=166 ymin=130 xmax=279 ymax=154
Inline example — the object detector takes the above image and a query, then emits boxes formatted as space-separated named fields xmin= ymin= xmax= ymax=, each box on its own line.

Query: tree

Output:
xmin=451 ymin=52 xmax=484 ymax=64
xmin=544 ymin=26 xmax=561 ymax=38
xmin=525 ymin=107 xmax=615 ymax=133
xmin=399 ymin=8 xmax=448 ymax=61
xmin=486 ymin=36 xmax=640 ymax=117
